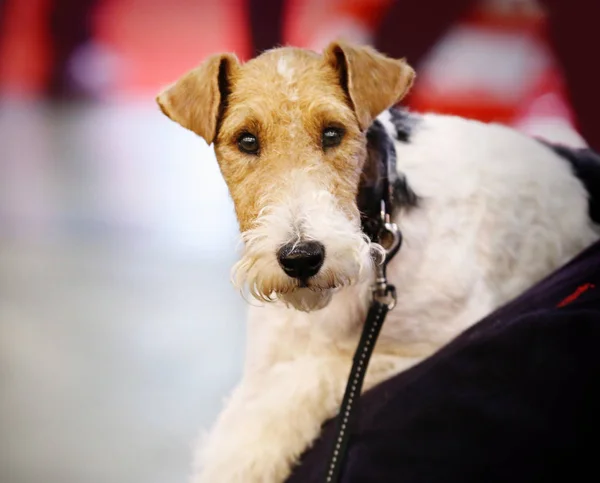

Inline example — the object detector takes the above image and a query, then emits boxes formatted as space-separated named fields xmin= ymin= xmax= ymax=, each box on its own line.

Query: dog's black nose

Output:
xmin=277 ymin=241 xmax=325 ymax=280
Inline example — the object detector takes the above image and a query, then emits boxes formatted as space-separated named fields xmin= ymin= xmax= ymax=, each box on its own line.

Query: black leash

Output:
xmin=324 ymin=301 xmax=389 ymax=483
xmin=325 ymin=198 xmax=402 ymax=483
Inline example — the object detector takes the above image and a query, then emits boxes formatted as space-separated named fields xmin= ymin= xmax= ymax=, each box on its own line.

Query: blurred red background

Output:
xmin=1 ymin=0 xmax=596 ymax=148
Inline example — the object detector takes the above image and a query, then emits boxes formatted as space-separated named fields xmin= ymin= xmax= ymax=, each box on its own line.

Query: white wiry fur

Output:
xmin=231 ymin=168 xmax=382 ymax=312
xmin=193 ymin=112 xmax=599 ymax=483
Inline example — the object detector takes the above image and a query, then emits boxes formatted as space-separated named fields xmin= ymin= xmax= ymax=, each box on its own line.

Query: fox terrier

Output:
xmin=157 ymin=41 xmax=599 ymax=482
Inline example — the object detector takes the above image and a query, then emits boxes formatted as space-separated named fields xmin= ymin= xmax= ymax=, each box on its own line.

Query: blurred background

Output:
xmin=0 ymin=0 xmax=597 ymax=482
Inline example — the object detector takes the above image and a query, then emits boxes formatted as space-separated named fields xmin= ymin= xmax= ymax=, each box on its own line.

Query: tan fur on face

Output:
xmin=157 ymin=42 xmax=415 ymax=233
xmin=216 ymin=48 xmax=367 ymax=232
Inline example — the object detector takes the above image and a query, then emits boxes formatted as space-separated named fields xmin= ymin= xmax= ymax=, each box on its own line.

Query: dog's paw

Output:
xmin=193 ymin=358 xmax=350 ymax=483
xmin=194 ymin=408 xmax=305 ymax=483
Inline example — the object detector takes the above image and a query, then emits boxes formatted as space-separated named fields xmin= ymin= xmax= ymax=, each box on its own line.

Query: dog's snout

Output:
xmin=277 ymin=241 xmax=325 ymax=280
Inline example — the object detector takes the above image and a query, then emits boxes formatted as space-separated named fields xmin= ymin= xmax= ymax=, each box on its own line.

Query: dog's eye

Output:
xmin=322 ymin=127 xmax=344 ymax=149
xmin=237 ymin=132 xmax=259 ymax=155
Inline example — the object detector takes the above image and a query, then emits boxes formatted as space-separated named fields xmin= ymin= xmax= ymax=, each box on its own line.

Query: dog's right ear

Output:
xmin=156 ymin=53 xmax=240 ymax=145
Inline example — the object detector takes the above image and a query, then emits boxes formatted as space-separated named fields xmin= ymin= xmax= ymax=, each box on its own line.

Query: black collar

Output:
xmin=357 ymin=115 xmax=417 ymax=248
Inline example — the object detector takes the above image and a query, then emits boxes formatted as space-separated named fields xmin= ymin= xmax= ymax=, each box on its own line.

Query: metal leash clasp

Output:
xmin=372 ymin=200 xmax=401 ymax=309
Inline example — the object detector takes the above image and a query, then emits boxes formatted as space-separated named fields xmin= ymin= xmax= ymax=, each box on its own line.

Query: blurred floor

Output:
xmin=0 ymin=101 xmax=247 ymax=483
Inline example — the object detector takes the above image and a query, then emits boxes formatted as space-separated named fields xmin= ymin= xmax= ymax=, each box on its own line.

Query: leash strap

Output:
xmin=325 ymin=300 xmax=391 ymax=482
xmin=324 ymin=192 xmax=401 ymax=482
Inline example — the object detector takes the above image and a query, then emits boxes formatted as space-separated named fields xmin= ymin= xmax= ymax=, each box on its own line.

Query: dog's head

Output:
xmin=157 ymin=42 xmax=414 ymax=311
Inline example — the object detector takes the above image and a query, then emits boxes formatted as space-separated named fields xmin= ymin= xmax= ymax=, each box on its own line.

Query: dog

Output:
xmin=157 ymin=41 xmax=599 ymax=482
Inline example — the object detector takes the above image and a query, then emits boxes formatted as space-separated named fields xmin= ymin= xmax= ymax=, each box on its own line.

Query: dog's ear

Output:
xmin=156 ymin=53 xmax=240 ymax=145
xmin=324 ymin=41 xmax=415 ymax=131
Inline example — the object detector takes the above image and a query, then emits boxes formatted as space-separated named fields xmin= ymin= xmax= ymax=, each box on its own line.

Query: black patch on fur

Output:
xmin=389 ymin=107 xmax=421 ymax=143
xmin=542 ymin=142 xmax=600 ymax=224
xmin=392 ymin=170 xmax=418 ymax=208
xmin=358 ymin=117 xmax=418 ymax=238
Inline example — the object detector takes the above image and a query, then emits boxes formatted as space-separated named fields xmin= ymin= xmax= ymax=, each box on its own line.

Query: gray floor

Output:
xmin=0 ymin=101 xmax=247 ymax=483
